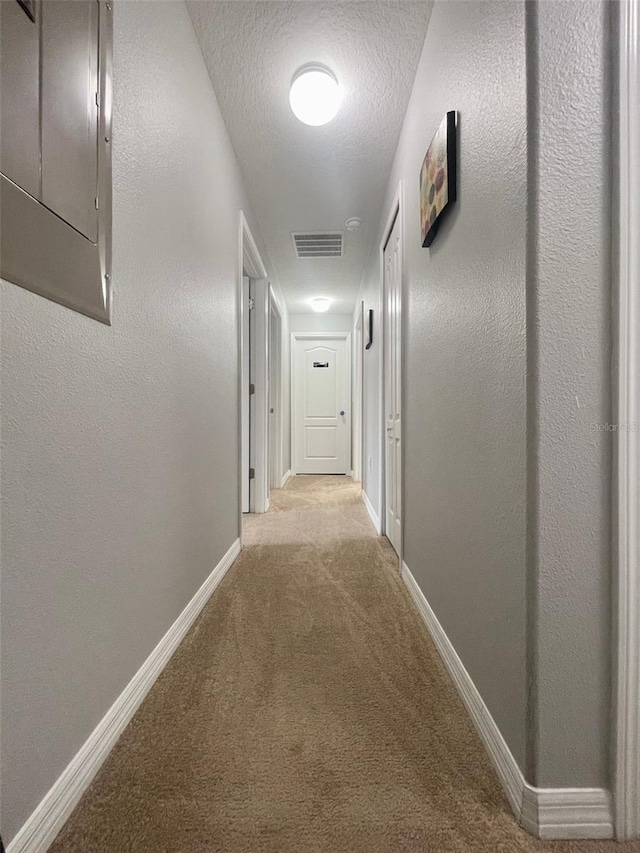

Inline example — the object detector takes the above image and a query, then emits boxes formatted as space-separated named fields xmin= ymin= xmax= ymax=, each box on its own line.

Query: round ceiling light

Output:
xmin=289 ymin=64 xmax=342 ymax=126
xmin=310 ymin=297 xmax=331 ymax=313
xmin=345 ymin=217 xmax=362 ymax=231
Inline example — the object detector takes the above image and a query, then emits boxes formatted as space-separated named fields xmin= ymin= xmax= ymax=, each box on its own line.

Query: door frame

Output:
xmin=379 ymin=181 xmax=405 ymax=566
xmin=291 ymin=332 xmax=352 ymax=476
xmin=269 ymin=286 xmax=285 ymax=491
xmin=241 ymin=275 xmax=250 ymax=514
xmin=614 ymin=0 xmax=640 ymax=839
xmin=238 ymin=212 xmax=268 ymax=535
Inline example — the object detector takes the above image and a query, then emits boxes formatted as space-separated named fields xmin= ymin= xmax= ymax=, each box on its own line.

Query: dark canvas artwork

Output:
xmin=420 ymin=111 xmax=457 ymax=248
xmin=16 ymin=0 xmax=36 ymax=21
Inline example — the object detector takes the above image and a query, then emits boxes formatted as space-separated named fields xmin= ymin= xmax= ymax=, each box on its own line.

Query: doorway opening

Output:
xmin=239 ymin=212 xmax=287 ymax=526
xmin=239 ymin=213 xmax=269 ymax=528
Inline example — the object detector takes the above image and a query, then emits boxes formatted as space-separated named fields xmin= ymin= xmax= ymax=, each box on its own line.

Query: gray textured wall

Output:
xmin=361 ymin=0 xmax=529 ymax=769
xmin=360 ymin=0 xmax=614 ymax=787
xmin=0 ymin=1 xmax=274 ymax=841
xmin=526 ymin=0 xmax=612 ymax=788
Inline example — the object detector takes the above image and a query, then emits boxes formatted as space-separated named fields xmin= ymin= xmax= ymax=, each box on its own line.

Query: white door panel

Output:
xmin=306 ymin=426 xmax=337 ymax=458
xmin=293 ymin=336 xmax=350 ymax=474
xmin=269 ymin=302 xmax=282 ymax=490
xmin=305 ymin=348 xmax=338 ymax=416
xmin=384 ymin=213 xmax=402 ymax=556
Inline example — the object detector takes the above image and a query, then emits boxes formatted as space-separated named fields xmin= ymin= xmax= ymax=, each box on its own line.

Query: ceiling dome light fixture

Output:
xmin=345 ymin=217 xmax=362 ymax=231
xmin=289 ymin=64 xmax=342 ymax=126
xmin=310 ymin=297 xmax=331 ymax=313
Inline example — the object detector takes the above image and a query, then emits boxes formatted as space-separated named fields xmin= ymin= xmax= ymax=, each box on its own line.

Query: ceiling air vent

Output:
xmin=292 ymin=232 xmax=343 ymax=259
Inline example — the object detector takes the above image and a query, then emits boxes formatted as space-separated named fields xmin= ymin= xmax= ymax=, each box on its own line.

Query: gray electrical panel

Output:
xmin=0 ymin=0 xmax=113 ymax=323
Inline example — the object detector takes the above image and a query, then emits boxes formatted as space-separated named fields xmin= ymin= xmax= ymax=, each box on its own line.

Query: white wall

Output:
xmin=289 ymin=313 xmax=353 ymax=334
xmin=0 ymin=2 xmax=277 ymax=843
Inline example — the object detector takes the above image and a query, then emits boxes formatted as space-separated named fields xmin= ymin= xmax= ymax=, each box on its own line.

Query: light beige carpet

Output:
xmin=49 ymin=476 xmax=640 ymax=853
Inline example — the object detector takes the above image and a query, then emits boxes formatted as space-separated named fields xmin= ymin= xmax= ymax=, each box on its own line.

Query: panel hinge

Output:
xmin=249 ymin=468 xmax=255 ymax=480
xmin=95 ymin=91 xmax=100 ymax=108
xmin=249 ymin=383 xmax=255 ymax=395
xmin=248 ymin=296 xmax=255 ymax=310
xmin=94 ymin=196 xmax=99 ymax=210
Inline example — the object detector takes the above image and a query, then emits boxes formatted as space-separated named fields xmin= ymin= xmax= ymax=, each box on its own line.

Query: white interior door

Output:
xmin=249 ymin=279 xmax=269 ymax=513
xmin=293 ymin=335 xmax=350 ymax=475
xmin=242 ymin=276 xmax=250 ymax=513
xmin=384 ymin=212 xmax=402 ymax=556
xmin=269 ymin=302 xmax=281 ymax=489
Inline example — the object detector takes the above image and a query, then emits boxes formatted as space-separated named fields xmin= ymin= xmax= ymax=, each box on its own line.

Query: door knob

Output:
xmin=339 ymin=410 xmax=345 ymax=416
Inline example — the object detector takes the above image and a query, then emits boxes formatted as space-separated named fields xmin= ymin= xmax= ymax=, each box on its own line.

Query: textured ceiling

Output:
xmin=187 ymin=1 xmax=432 ymax=313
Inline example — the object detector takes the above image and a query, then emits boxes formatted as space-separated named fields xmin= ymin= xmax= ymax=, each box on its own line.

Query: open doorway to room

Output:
xmin=239 ymin=213 xmax=287 ymax=528
xmin=248 ymin=277 xmax=269 ymax=514
xmin=239 ymin=213 xmax=268 ymax=524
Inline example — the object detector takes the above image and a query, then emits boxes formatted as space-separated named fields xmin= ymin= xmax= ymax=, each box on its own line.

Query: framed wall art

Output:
xmin=420 ymin=110 xmax=457 ymax=248
xmin=16 ymin=0 xmax=36 ymax=22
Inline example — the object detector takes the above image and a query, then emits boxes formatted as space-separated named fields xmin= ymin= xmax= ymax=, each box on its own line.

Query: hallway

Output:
xmin=2 ymin=0 xmax=639 ymax=847
xmin=47 ymin=478 xmax=637 ymax=853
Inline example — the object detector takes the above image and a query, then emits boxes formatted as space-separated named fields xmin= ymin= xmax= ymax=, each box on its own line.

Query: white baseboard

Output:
xmin=401 ymin=560 xmax=614 ymax=841
xmin=280 ymin=469 xmax=292 ymax=489
xmin=8 ymin=538 xmax=241 ymax=853
xmin=521 ymin=786 xmax=613 ymax=840
xmin=400 ymin=561 xmax=523 ymax=815
xmin=362 ymin=490 xmax=381 ymax=534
